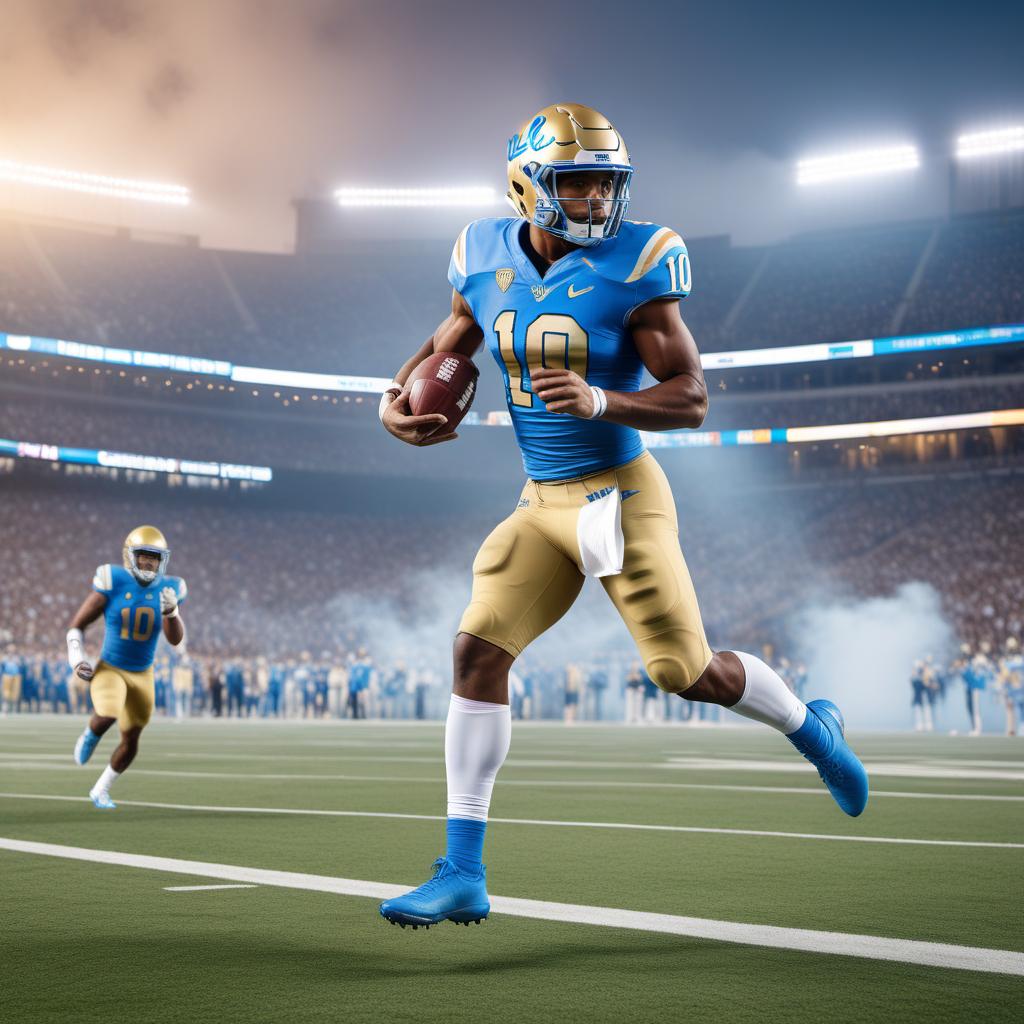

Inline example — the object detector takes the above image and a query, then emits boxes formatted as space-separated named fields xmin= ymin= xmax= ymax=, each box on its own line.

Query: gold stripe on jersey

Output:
xmin=624 ymin=227 xmax=684 ymax=284
xmin=452 ymin=224 xmax=470 ymax=281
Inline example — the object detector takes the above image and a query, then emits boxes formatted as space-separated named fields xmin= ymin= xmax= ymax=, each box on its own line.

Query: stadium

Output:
xmin=1 ymin=3 xmax=1022 ymax=1022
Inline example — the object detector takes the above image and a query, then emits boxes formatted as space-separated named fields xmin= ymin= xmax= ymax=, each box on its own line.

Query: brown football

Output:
xmin=407 ymin=351 xmax=479 ymax=434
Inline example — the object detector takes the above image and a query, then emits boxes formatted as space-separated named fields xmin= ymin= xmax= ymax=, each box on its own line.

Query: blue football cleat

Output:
xmin=379 ymin=857 xmax=490 ymax=928
xmin=90 ymin=790 xmax=116 ymax=810
xmin=74 ymin=729 xmax=100 ymax=766
xmin=789 ymin=699 xmax=869 ymax=817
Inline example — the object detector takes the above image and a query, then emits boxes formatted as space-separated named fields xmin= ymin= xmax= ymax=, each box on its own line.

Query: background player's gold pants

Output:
xmin=459 ymin=451 xmax=712 ymax=693
xmin=90 ymin=661 xmax=155 ymax=730
xmin=1 ymin=674 xmax=22 ymax=703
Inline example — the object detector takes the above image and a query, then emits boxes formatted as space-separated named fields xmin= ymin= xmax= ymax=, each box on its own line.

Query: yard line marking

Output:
xmin=664 ymin=757 xmax=1024 ymax=782
xmin=0 ymin=836 xmax=1020 ymax=976
xmin=0 ymin=763 xmax=1021 ymax=802
xmin=1 ymin=793 xmax=1020 ymax=849
xmin=163 ymin=884 xmax=258 ymax=891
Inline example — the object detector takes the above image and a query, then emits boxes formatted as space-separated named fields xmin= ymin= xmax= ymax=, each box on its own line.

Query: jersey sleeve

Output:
xmin=447 ymin=222 xmax=472 ymax=294
xmin=174 ymin=577 xmax=188 ymax=605
xmin=623 ymin=227 xmax=691 ymax=322
xmin=92 ymin=564 xmax=114 ymax=596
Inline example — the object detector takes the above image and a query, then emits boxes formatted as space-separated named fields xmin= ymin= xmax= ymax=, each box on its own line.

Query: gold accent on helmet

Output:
xmin=506 ymin=103 xmax=631 ymax=224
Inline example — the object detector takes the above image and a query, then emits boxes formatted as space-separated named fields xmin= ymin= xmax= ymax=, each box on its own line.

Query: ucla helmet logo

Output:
xmin=506 ymin=103 xmax=633 ymax=247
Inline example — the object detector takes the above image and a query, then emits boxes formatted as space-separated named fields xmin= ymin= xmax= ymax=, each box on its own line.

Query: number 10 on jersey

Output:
xmin=493 ymin=310 xmax=589 ymax=408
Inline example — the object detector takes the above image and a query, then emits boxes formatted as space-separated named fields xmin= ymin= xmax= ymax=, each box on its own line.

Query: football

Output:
xmin=406 ymin=351 xmax=479 ymax=433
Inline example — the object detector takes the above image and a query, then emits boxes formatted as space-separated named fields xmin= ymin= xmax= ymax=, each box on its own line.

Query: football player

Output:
xmin=378 ymin=104 xmax=868 ymax=929
xmin=67 ymin=526 xmax=187 ymax=808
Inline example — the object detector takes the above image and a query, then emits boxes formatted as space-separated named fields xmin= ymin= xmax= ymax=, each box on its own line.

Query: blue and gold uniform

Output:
xmin=90 ymin=563 xmax=187 ymax=728
xmin=450 ymin=217 xmax=689 ymax=480
xmin=452 ymin=216 xmax=711 ymax=692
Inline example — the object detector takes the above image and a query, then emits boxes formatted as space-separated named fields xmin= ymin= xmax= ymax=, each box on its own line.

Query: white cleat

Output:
xmin=90 ymin=790 xmax=116 ymax=810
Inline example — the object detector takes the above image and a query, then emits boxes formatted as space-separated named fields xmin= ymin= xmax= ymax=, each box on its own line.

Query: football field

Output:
xmin=2 ymin=716 xmax=1022 ymax=1023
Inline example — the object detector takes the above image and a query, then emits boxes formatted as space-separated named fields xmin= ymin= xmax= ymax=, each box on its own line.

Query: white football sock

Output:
xmin=91 ymin=764 xmax=121 ymax=796
xmin=730 ymin=651 xmax=807 ymax=735
xmin=445 ymin=693 xmax=512 ymax=821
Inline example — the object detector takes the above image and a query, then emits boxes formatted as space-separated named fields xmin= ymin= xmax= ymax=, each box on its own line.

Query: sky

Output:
xmin=1 ymin=0 xmax=1022 ymax=251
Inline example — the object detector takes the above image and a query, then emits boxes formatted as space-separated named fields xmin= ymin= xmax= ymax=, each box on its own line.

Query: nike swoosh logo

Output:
xmin=568 ymin=284 xmax=594 ymax=299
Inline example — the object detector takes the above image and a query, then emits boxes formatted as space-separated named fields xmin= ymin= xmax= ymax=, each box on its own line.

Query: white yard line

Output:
xmin=0 ymin=761 xmax=1020 ymax=801
xmin=163 ymin=884 xmax=258 ymax=892
xmin=1 ymin=835 xmax=1020 ymax=976
xmin=0 ymin=792 xmax=1020 ymax=849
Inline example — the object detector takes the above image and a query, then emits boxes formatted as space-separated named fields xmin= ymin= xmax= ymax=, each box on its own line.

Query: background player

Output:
xmin=377 ymin=104 xmax=868 ymax=929
xmin=67 ymin=526 xmax=187 ymax=808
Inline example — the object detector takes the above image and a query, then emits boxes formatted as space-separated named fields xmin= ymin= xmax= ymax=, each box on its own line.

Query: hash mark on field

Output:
xmin=1 ymin=793 xmax=1021 ymax=849
xmin=1 ymin=836 xmax=1021 ymax=977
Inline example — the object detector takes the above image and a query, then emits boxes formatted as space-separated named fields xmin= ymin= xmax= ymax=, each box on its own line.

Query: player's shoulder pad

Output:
xmin=601 ymin=221 xmax=691 ymax=319
xmin=92 ymin=564 xmax=117 ymax=594
xmin=448 ymin=217 xmax=518 ymax=293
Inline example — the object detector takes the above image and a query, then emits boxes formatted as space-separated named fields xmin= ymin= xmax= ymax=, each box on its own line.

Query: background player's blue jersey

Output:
xmin=449 ymin=217 xmax=690 ymax=480
xmin=92 ymin=564 xmax=187 ymax=672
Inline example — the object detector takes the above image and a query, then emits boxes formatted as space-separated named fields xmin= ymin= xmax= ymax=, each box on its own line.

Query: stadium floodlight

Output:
xmin=795 ymin=145 xmax=919 ymax=186
xmin=0 ymin=158 xmax=190 ymax=205
xmin=955 ymin=126 xmax=1024 ymax=160
xmin=334 ymin=186 xmax=498 ymax=208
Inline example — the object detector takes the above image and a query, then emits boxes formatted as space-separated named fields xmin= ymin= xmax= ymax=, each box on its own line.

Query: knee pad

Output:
xmin=641 ymin=630 xmax=712 ymax=694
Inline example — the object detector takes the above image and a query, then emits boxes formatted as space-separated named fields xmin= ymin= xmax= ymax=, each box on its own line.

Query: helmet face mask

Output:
xmin=122 ymin=526 xmax=170 ymax=584
xmin=507 ymin=104 xmax=633 ymax=248
xmin=533 ymin=165 xmax=632 ymax=246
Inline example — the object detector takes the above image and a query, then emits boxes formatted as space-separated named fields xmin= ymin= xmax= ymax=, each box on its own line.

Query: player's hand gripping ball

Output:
xmin=382 ymin=352 xmax=478 ymax=447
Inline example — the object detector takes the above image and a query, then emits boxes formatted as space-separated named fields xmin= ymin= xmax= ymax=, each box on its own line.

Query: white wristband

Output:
xmin=66 ymin=628 xmax=85 ymax=670
xmin=588 ymin=386 xmax=608 ymax=419
xmin=378 ymin=381 xmax=403 ymax=422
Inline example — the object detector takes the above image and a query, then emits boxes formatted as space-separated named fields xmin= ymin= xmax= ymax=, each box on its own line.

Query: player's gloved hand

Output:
xmin=381 ymin=387 xmax=458 ymax=447
xmin=75 ymin=660 xmax=95 ymax=682
xmin=160 ymin=586 xmax=180 ymax=618
xmin=531 ymin=367 xmax=599 ymax=418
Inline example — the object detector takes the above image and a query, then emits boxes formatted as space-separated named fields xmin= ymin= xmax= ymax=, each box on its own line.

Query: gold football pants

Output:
xmin=90 ymin=661 xmax=155 ymax=730
xmin=1 ymin=674 xmax=21 ymax=703
xmin=458 ymin=451 xmax=712 ymax=693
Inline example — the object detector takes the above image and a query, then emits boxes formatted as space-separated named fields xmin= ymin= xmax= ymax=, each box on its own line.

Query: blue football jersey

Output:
xmin=92 ymin=564 xmax=187 ymax=672
xmin=449 ymin=217 xmax=690 ymax=480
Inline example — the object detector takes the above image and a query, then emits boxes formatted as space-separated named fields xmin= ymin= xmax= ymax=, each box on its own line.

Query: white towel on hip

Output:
xmin=576 ymin=486 xmax=625 ymax=578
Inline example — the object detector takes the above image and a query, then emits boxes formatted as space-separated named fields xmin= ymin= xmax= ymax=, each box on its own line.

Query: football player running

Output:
xmin=378 ymin=104 xmax=868 ymax=929
xmin=67 ymin=526 xmax=188 ymax=808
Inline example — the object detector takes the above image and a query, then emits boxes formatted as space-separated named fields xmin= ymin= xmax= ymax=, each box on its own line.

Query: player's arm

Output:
xmin=380 ymin=288 xmax=484 ymax=447
xmin=67 ymin=592 xmax=107 ymax=681
xmin=532 ymin=298 xmax=707 ymax=431
xmin=160 ymin=584 xmax=186 ymax=648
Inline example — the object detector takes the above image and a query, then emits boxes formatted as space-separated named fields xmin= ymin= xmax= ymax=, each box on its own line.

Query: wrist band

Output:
xmin=588 ymin=386 xmax=607 ymax=419
xmin=378 ymin=381 xmax=403 ymax=423
xmin=66 ymin=628 xmax=85 ymax=670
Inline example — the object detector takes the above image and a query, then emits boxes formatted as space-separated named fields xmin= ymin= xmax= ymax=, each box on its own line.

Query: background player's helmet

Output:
xmin=506 ymin=103 xmax=632 ymax=247
xmin=123 ymin=525 xmax=170 ymax=584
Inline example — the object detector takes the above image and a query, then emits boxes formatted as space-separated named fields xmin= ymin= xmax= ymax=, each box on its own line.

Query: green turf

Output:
xmin=2 ymin=717 xmax=1022 ymax=1023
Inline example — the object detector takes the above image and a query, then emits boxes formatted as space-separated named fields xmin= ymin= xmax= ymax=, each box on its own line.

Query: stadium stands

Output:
xmin=2 ymin=210 xmax=1023 ymax=370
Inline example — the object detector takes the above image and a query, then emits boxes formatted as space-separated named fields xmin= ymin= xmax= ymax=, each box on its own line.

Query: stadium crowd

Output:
xmin=3 ymin=210 xmax=1023 ymax=371
xmin=0 ymin=469 xmax=1021 ymax=730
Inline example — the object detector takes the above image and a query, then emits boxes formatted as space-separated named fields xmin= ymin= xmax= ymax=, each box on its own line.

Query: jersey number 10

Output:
xmin=120 ymin=606 xmax=156 ymax=642
xmin=493 ymin=310 xmax=589 ymax=408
